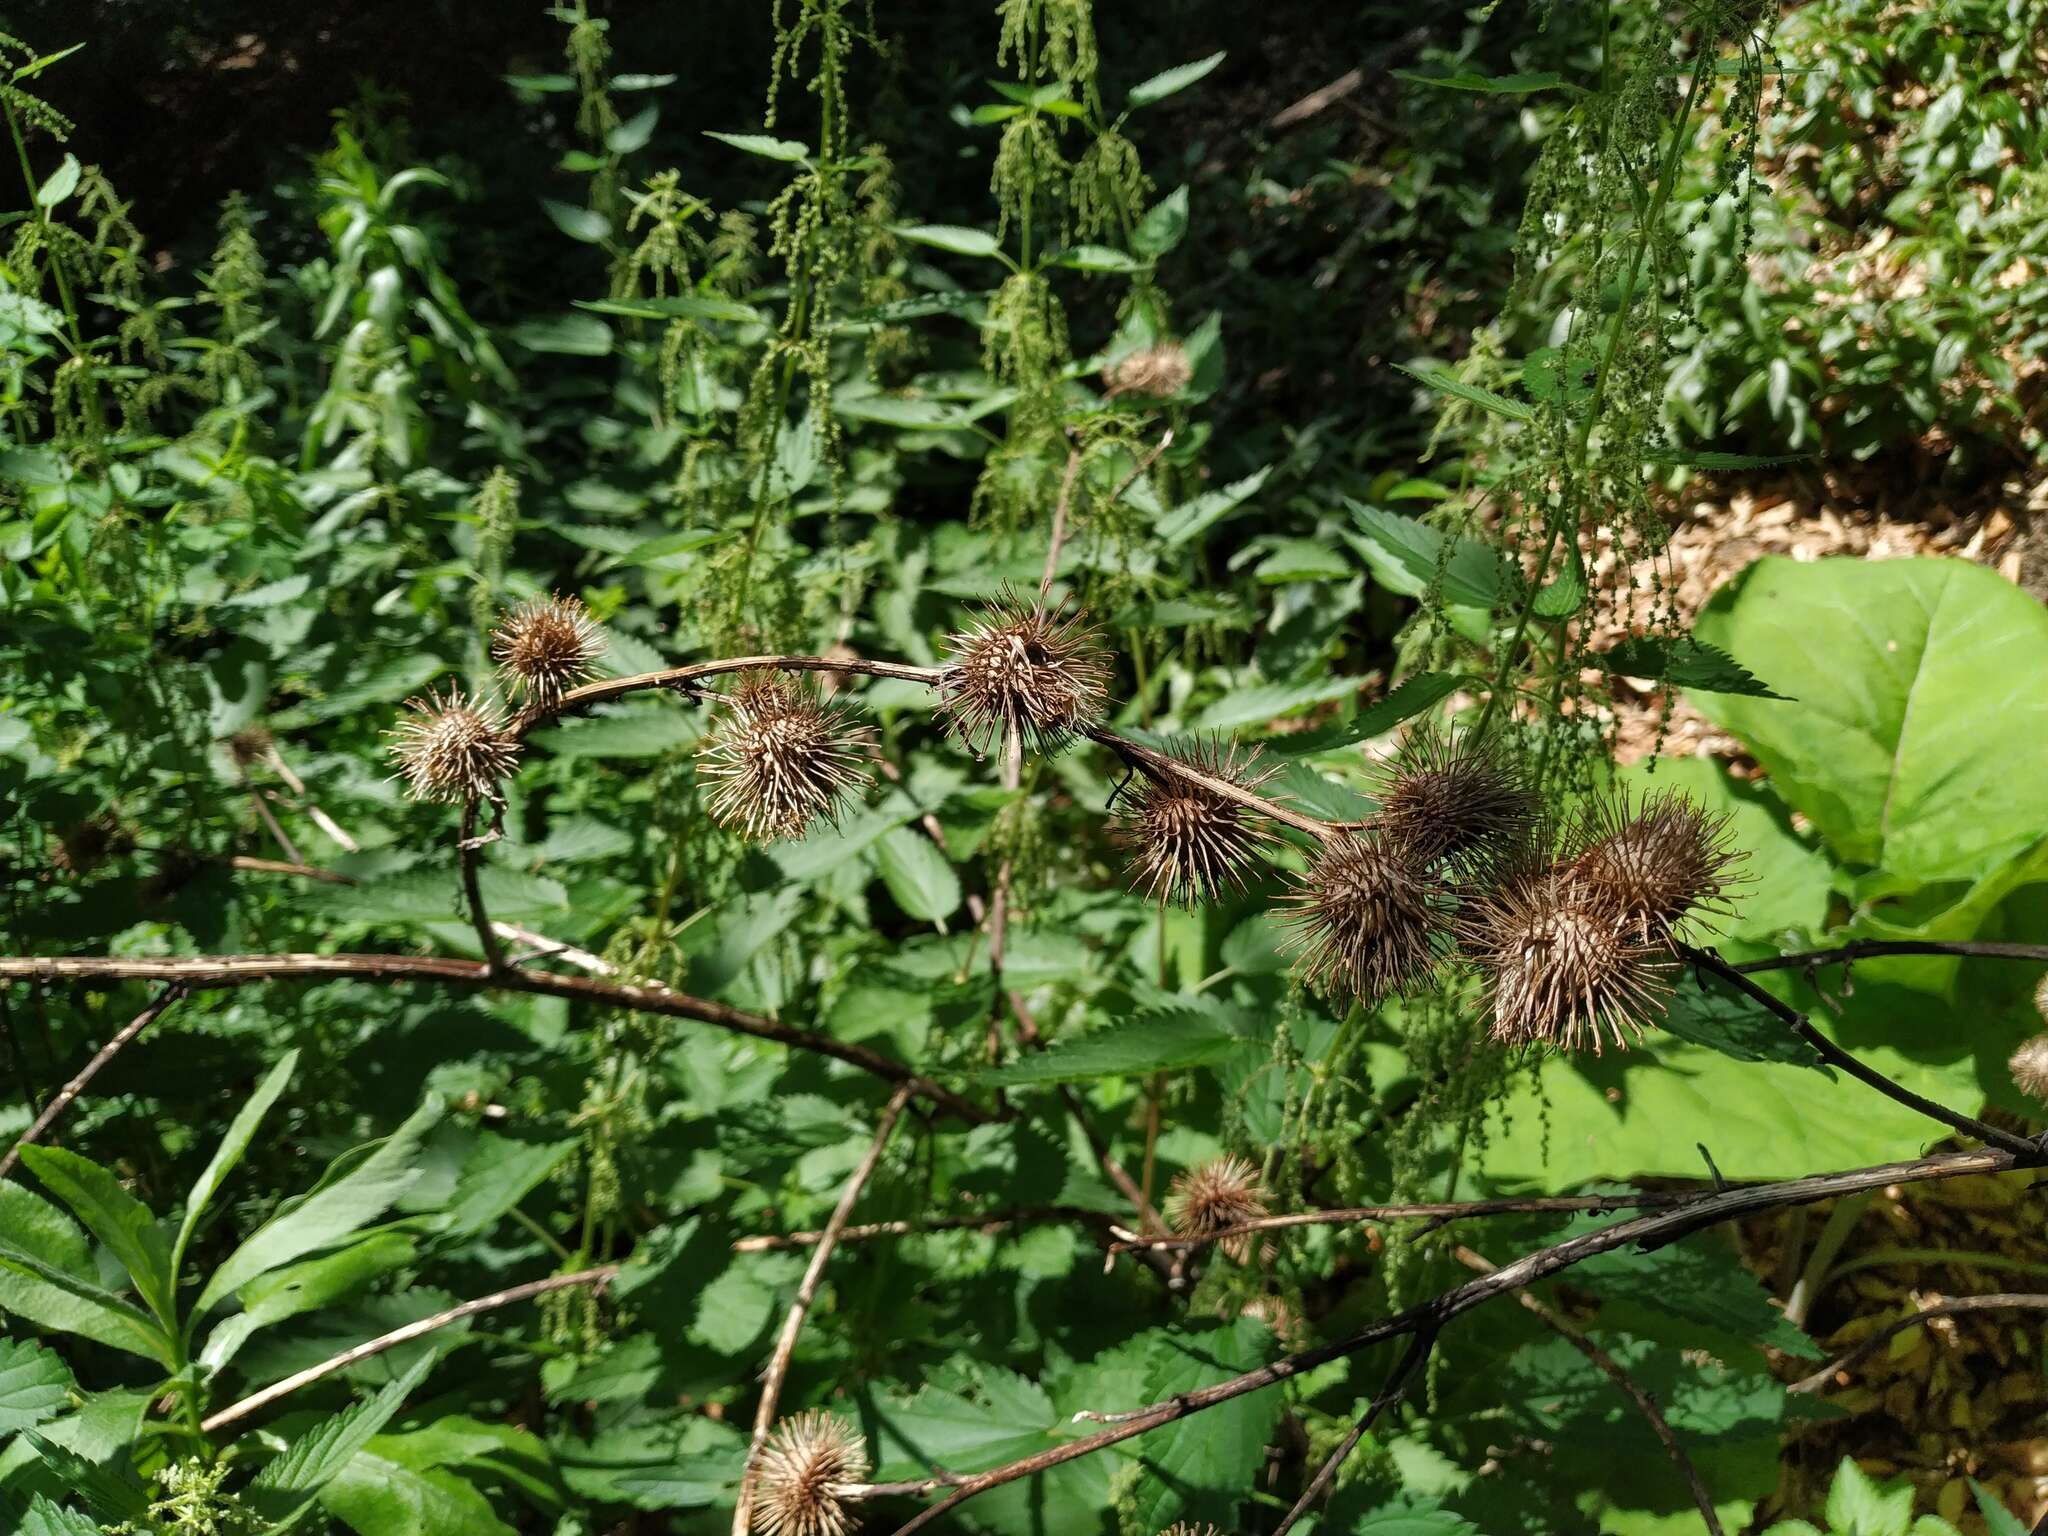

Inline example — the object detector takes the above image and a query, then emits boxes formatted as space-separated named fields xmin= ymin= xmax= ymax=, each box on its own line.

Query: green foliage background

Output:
xmin=0 ymin=2 xmax=2045 ymax=1533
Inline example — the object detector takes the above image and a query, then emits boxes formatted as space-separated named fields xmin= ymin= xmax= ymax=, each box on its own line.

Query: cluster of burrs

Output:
xmin=388 ymin=591 xmax=1744 ymax=1050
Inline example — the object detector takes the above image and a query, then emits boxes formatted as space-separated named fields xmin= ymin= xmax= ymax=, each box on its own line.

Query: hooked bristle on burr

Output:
xmin=1568 ymin=788 xmax=1747 ymax=942
xmin=1105 ymin=341 xmax=1192 ymax=399
xmin=491 ymin=593 xmax=604 ymax=712
xmin=938 ymin=590 xmax=1111 ymax=756
xmin=750 ymin=1411 xmax=870 ymax=1536
xmin=1167 ymin=1155 xmax=1269 ymax=1263
xmin=388 ymin=685 xmax=520 ymax=804
xmin=1116 ymin=736 xmax=1280 ymax=906
xmin=1281 ymin=828 xmax=1451 ymax=1005
xmin=2009 ymin=1034 xmax=2048 ymax=1104
xmin=1371 ymin=724 xmax=1537 ymax=874
xmin=1460 ymin=862 xmax=1672 ymax=1054
xmin=697 ymin=676 xmax=875 ymax=842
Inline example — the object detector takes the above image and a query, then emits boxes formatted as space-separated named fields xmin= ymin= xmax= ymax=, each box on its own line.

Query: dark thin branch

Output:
xmin=1789 ymin=1292 xmax=2048 ymax=1395
xmin=458 ymin=799 xmax=506 ymax=973
xmin=516 ymin=653 xmax=943 ymax=742
xmin=0 ymin=984 xmax=184 ymax=1180
xmin=200 ymin=1265 xmax=617 ymax=1433
xmin=1269 ymin=1329 xmax=1435 ymax=1536
xmin=1679 ymin=945 xmax=2040 ymax=1159
xmin=1109 ymin=1191 xmax=1696 ymax=1255
xmin=1086 ymin=727 xmax=1338 ymax=842
xmin=0 ymin=955 xmax=993 ymax=1125
xmin=1736 ymin=939 xmax=2048 ymax=974
xmin=1454 ymin=1245 xmax=1722 ymax=1536
xmin=873 ymin=1146 xmax=2039 ymax=1533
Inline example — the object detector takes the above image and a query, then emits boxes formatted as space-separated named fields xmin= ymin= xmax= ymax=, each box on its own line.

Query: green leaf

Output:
xmin=1574 ymin=1232 xmax=1821 ymax=1360
xmin=1123 ymin=1320 xmax=1281 ymax=1530
xmin=195 ymin=1100 xmax=439 ymax=1319
xmin=0 ymin=1338 xmax=74 ymax=1433
xmin=199 ymin=1232 xmax=417 ymax=1373
xmin=875 ymin=827 xmax=962 ymax=923
xmin=1132 ymin=185 xmax=1190 ymax=257
xmin=20 ymin=1496 xmax=100 ymax=1536
xmin=1395 ymin=360 xmax=1535 ymax=422
xmin=1642 ymin=449 xmax=1818 ymax=470
xmin=1591 ymin=635 xmax=1787 ymax=699
xmin=22 ymin=1433 xmax=148 ymax=1525
xmin=540 ymin=198 xmax=610 ymax=244
xmin=320 ymin=1447 xmax=517 ymax=1536
xmin=871 ymin=1362 xmax=1060 ymax=1474
xmin=704 ymin=130 xmax=810 ymax=161
xmin=575 ymin=293 xmax=762 ymax=324
xmin=16 ymin=1147 xmax=176 ymax=1331
xmin=0 ymin=1185 xmax=174 ymax=1365
xmin=509 ymin=312 xmax=614 ymax=356
xmin=1692 ymin=557 xmax=2048 ymax=882
xmin=1157 ymin=465 xmax=1271 ymax=546
xmin=890 ymin=223 xmax=1003 ymax=258
xmin=34 ymin=154 xmax=81 ymax=208
xmin=246 ymin=1353 xmax=439 ymax=1530
xmin=1048 ymin=244 xmax=1146 ymax=274
xmin=968 ymin=1006 xmax=1247 ymax=1085
xmin=606 ymin=103 xmax=658 ymax=154
xmin=556 ymin=1410 xmax=745 ymax=1509
xmin=1128 ymin=52 xmax=1226 ymax=107
xmin=175 ymin=1050 xmax=297 ymax=1278
xmin=1346 ymin=502 xmax=1511 ymax=611
xmin=1823 ymin=1455 xmax=1916 ymax=1536
xmin=1273 ymin=673 xmax=1460 ymax=756
xmin=1656 ymin=969 xmax=1822 ymax=1069
xmin=1191 ymin=674 xmax=1360 ymax=732
xmin=439 ymin=1133 xmax=577 ymax=1239
xmin=1393 ymin=67 xmax=1579 ymax=95
xmin=531 ymin=705 xmax=700 ymax=759
xmin=1968 ymin=1480 xmax=2028 ymax=1536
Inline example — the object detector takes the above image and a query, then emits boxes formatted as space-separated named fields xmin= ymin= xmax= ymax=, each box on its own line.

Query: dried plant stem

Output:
xmin=1452 ymin=1245 xmax=1723 ymax=1536
xmin=227 ymin=855 xmax=350 ymax=885
xmin=0 ymin=984 xmax=184 ymax=1180
xmin=733 ymin=1085 xmax=914 ymax=1536
xmin=1040 ymin=445 xmax=1083 ymax=602
xmin=1269 ymin=1329 xmax=1435 ymax=1536
xmin=731 ymin=1206 xmax=1120 ymax=1253
xmin=459 ymin=798 xmax=506 ymax=972
xmin=873 ymin=1146 xmax=2040 ymax=1532
xmin=246 ymin=788 xmax=304 ymax=866
xmin=1789 ymin=1292 xmax=2048 ymax=1395
xmin=0 ymin=954 xmax=993 ymax=1124
xmin=1679 ymin=945 xmax=2040 ymax=1158
xmin=199 ymin=1265 xmax=618 ymax=1433
xmin=1109 ymin=1191 xmax=1697 ymax=1255
xmin=1736 ymin=939 xmax=2048 ymax=973
xmin=519 ymin=653 xmax=943 ymax=742
xmin=1088 ymin=727 xmax=1337 ymax=841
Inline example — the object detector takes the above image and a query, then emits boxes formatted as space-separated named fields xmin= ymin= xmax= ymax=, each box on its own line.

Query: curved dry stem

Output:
xmin=514 ymin=653 xmax=944 ymax=742
xmin=0 ymin=983 xmax=185 ymax=1181
xmin=0 ymin=954 xmax=993 ymax=1125
xmin=1789 ymin=1292 xmax=2048 ymax=1396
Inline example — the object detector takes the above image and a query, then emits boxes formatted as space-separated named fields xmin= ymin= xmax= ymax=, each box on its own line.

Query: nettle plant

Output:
xmin=4 ymin=1 xmax=2048 ymax=1533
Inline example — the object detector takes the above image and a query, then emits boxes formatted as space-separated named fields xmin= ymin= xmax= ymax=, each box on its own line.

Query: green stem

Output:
xmin=1476 ymin=49 xmax=1714 ymax=739
xmin=4 ymin=98 xmax=105 ymax=445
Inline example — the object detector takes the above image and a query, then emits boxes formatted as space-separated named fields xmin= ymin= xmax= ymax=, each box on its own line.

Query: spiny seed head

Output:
xmin=1461 ymin=864 xmax=1672 ymax=1054
xmin=1105 ymin=341 xmax=1192 ymax=399
xmin=1569 ymin=789 xmax=1747 ymax=942
xmin=1117 ymin=736 xmax=1280 ymax=906
xmin=2010 ymin=1034 xmax=2048 ymax=1103
xmin=226 ymin=725 xmax=274 ymax=769
xmin=491 ymin=594 xmax=603 ymax=711
xmin=698 ymin=676 xmax=875 ymax=842
xmin=939 ymin=590 xmax=1111 ymax=756
xmin=387 ymin=686 xmax=519 ymax=804
xmin=1281 ymin=828 xmax=1450 ymax=1004
xmin=1236 ymin=1293 xmax=1304 ymax=1346
xmin=750 ymin=1411 xmax=869 ymax=1536
xmin=1372 ymin=725 xmax=1537 ymax=873
xmin=1168 ymin=1155 xmax=1268 ymax=1263
xmin=1160 ymin=1526 xmax=1231 ymax=1536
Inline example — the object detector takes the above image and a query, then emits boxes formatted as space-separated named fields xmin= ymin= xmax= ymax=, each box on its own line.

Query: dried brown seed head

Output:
xmin=1568 ymin=789 xmax=1746 ymax=942
xmin=1159 ymin=1526 xmax=1231 ymax=1536
xmin=52 ymin=814 xmax=129 ymax=878
xmin=226 ymin=725 xmax=275 ymax=770
xmin=1281 ymin=828 xmax=1450 ymax=1005
xmin=750 ymin=1411 xmax=870 ymax=1536
xmin=491 ymin=594 xmax=604 ymax=711
xmin=388 ymin=686 xmax=519 ymax=804
xmin=2010 ymin=1034 xmax=2048 ymax=1103
xmin=1168 ymin=1155 xmax=1268 ymax=1263
xmin=939 ymin=591 xmax=1111 ymax=756
xmin=2033 ymin=970 xmax=2047 ymax=1024
xmin=1236 ymin=1293 xmax=1304 ymax=1346
xmin=1105 ymin=341 xmax=1192 ymax=399
xmin=1372 ymin=725 xmax=1537 ymax=873
xmin=1461 ymin=864 xmax=1672 ymax=1054
xmin=698 ymin=676 xmax=875 ymax=842
xmin=1117 ymin=737 xmax=1280 ymax=906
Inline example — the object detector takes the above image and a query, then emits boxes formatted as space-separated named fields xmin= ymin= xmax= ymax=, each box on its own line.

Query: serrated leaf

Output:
xmin=575 ymin=293 xmax=762 ymax=324
xmin=1274 ymin=673 xmax=1460 ymax=755
xmin=23 ymin=1433 xmax=148 ymax=1524
xmin=1395 ymin=360 xmax=1535 ymax=422
xmin=320 ymin=1447 xmax=516 ymax=1536
xmin=890 ymin=223 xmax=1003 ymax=258
xmin=16 ymin=1146 xmax=176 ymax=1330
xmin=1823 ymin=1455 xmax=1916 ymax=1536
xmin=1393 ymin=67 xmax=1579 ymax=95
xmin=1345 ymin=502 xmax=1511 ymax=611
xmin=968 ymin=1007 xmax=1246 ymax=1085
xmin=1656 ymin=969 xmax=1823 ymax=1069
xmin=0 ymin=1184 xmax=174 ymax=1365
xmin=1574 ymin=1232 xmax=1821 ymax=1360
xmin=1592 ymin=635 xmax=1788 ymax=699
xmin=704 ymin=130 xmax=810 ymax=161
xmin=1128 ymin=51 xmax=1227 ymax=107
xmin=246 ymin=1353 xmax=439 ymax=1529
xmin=439 ymin=1134 xmax=577 ymax=1239
xmin=1125 ymin=1320 xmax=1281 ymax=1530
xmin=1157 ymin=465 xmax=1271 ymax=546
xmin=0 ymin=1338 xmax=73 ymax=1433
xmin=20 ymin=1496 xmax=100 ymax=1536
xmin=1191 ymin=674 xmax=1360 ymax=732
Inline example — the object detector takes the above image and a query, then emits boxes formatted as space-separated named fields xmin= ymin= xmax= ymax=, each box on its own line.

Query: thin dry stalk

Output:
xmin=1789 ymin=1292 xmax=2048 ymax=1395
xmin=0 ymin=984 xmax=184 ymax=1180
xmin=1269 ymin=1329 xmax=1435 ymax=1536
xmin=200 ymin=1265 xmax=617 ymax=1433
xmin=734 ymin=1085 xmax=915 ymax=1536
